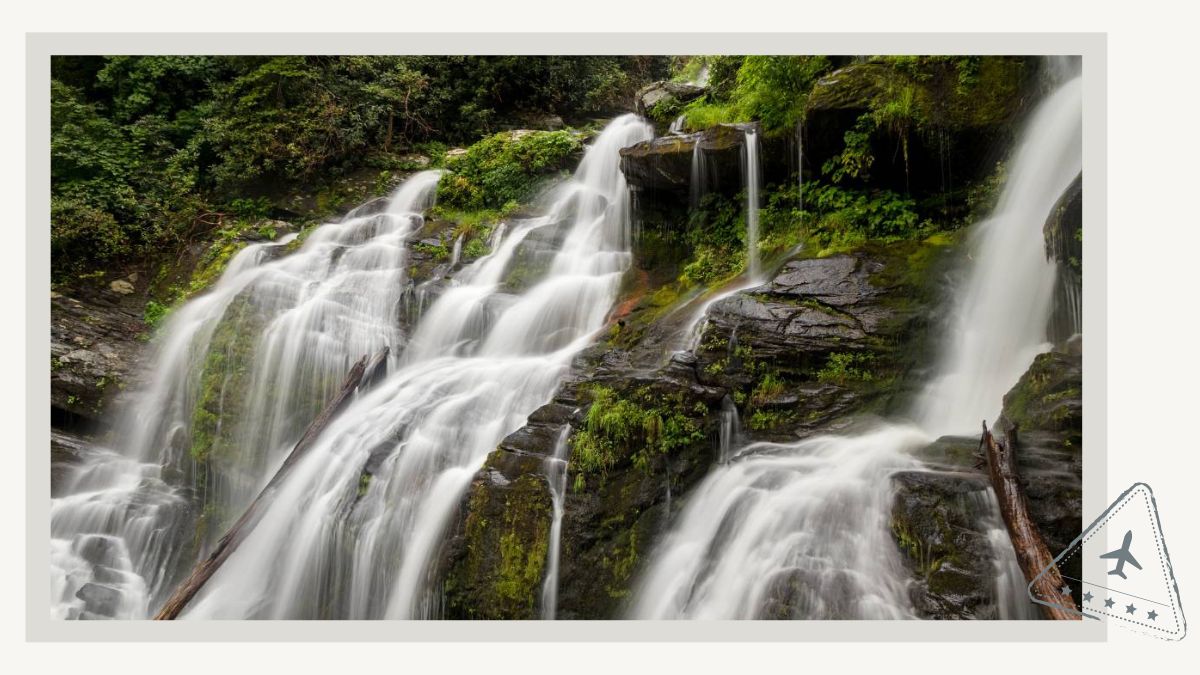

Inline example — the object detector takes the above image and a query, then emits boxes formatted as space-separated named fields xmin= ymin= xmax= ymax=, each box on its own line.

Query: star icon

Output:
xmin=1147 ymin=609 xmax=1158 ymax=621
xmin=1060 ymin=584 xmax=1072 ymax=596
xmin=1126 ymin=603 xmax=1137 ymax=615
xmin=1083 ymin=591 xmax=1094 ymax=603
xmin=1104 ymin=597 xmax=1115 ymax=608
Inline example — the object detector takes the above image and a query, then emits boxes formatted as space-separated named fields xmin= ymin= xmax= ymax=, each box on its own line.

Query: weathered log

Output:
xmin=980 ymin=420 xmax=1079 ymax=620
xmin=154 ymin=347 xmax=389 ymax=620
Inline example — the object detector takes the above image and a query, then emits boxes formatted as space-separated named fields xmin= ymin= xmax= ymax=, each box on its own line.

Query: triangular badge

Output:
xmin=1029 ymin=483 xmax=1186 ymax=639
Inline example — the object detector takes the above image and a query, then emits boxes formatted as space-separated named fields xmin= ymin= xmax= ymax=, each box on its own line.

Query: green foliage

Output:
xmin=143 ymin=300 xmax=170 ymax=330
xmin=816 ymin=352 xmax=876 ymax=384
xmin=678 ymin=193 xmax=746 ymax=288
xmin=50 ymin=56 xmax=667 ymax=275
xmin=571 ymin=386 xmax=706 ymax=485
xmin=681 ymin=56 xmax=832 ymax=135
xmin=802 ymin=183 xmax=930 ymax=255
xmin=436 ymin=130 xmax=582 ymax=211
xmin=750 ymin=372 xmax=786 ymax=407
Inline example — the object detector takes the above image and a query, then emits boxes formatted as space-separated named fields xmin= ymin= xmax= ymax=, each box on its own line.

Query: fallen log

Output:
xmin=154 ymin=346 xmax=389 ymax=619
xmin=979 ymin=419 xmax=1079 ymax=620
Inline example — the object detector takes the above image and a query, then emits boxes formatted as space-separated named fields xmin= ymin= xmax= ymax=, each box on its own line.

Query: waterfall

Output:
xmin=668 ymin=115 xmax=686 ymax=135
xmin=915 ymin=77 xmax=1082 ymax=437
xmin=631 ymin=78 xmax=1082 ymax=619
xmin=540 ymin=426 xmax=571 ymax=620
xmin=51 ymin=115 xmax=652 ymax=620
xmin=50 ymin=170 xmax=443 ymax=619
xmin=742 ymin=128 xmax=762 ymax=281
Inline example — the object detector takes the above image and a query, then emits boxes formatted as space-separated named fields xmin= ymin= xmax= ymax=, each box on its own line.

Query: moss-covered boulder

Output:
xmin=635 ymin=80 xmax=707 ymax=126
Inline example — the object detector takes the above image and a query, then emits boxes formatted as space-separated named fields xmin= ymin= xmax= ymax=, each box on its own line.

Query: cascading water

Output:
xmin=631 ymin=76 xmax=1082 ymax=619
xmin=52 ymin=115 xmax=652 ymax=620
xmin=915 ymin=77 xmax=1082 ymax=437
xmin=743 ymin=128 xmax=762 ymax=281
xmin=51 ymin=170 xmax=443 ymax=619
xmin=179 ymin=115 xmax=650 ymax=619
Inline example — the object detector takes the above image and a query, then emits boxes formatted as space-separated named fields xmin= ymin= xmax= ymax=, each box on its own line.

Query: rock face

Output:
xmin=619 ymin=123 xmax=752 ymax=194
xmin=694 ymin=240 xmax=950 ymax=439
xmin=51 ymin=282 xmax=149 ymax=431
xmin=803 ymin=59 xmax=1036 ymax=198
xmin=634 ymin=80 xmax=706 ymax=118
xmin=1044 ymin=174 xmax=1082 ymax=342
xmin=439 ymin=238 xmax=949 ymax=618
xmin=996 ymin=337 xmax=1083 ymax=570
xmin=889 ymin=338 xmax=1082 ymax=620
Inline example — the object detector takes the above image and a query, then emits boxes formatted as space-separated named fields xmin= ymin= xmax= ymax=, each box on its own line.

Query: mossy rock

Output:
xmin=889 ymin=470 xmax=1001 ymax=619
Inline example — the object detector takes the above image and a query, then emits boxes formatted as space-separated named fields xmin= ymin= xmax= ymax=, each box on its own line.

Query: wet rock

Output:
xmin=890 ymin=470 xmax=1000 ymax=619
xmin=619 ymin=123 xmax=751 ymax=194
xmin=75 ymin=535 xmax=122 ymax=568
xmin=694 ymin=242 xmax=948 ymax=440
xmin=75 ymin=582 xmax=122 ymax=617
xmin=50 ymin=428 xmax=92 ymax=496
xmin=1044 ymin=174 xmax=1082 ymax=341
xmin=108 ymin=279 xmax=135 ymax=295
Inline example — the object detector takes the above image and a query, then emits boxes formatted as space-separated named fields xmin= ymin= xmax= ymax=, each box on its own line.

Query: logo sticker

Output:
xmin=1029 ymin=483 xmax=1186 ymax=639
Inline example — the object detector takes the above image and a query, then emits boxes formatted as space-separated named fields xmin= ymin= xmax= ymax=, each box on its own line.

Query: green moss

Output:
xmin=188 ymin=294 xmax=261 ymax=464
xmin=570 ymin=385 xmax=707 ymax=485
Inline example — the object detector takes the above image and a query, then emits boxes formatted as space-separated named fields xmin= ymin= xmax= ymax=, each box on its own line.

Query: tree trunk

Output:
xmin=154 ymin=347 xmax=390 ymax=620
xmin=980 ymin=420 xmax=1079 ymax=620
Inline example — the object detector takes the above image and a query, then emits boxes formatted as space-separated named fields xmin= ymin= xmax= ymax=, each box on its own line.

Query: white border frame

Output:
xmin=26 ymin=32 xmax=1107 ymax=642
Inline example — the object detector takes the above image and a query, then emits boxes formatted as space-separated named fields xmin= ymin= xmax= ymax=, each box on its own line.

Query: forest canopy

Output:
xmin=50 ymin=55 xmax=667 ymax=272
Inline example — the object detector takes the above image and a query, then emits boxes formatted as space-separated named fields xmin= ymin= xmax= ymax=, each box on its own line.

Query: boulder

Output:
xmin=803 ymin=58 xmax=1036 ymax=198
xmin=634 ymin=80 xmax=706 ymax=119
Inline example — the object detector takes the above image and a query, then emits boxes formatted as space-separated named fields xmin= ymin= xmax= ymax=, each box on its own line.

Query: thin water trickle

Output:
xmin=743 ymin=128 xmax=762 ymax=281
xmin=540 ymin=426 xmax=572 ymax=620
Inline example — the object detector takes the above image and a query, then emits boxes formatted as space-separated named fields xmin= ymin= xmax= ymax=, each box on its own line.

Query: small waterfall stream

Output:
xmin=540 ymin=426 xmax=572 ymax=620
xmin=632 ymin=77 xmax=1083 ymax=619
xmin=743 ymin=128 xmax=762 ymax=281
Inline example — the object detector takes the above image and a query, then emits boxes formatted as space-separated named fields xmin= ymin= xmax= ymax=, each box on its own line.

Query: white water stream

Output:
xmin=52 ymin=115 xmax=653 ymax=619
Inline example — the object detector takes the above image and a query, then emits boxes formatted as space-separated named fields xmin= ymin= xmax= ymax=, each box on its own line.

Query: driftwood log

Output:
xmin=154 ymin=347 xmax=389 ymax=620
xmin=979 ymin=420 xmax=1079 ymax=620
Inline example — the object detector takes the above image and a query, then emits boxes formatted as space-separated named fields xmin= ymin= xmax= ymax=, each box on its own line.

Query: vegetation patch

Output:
xmin=436 ymin=130 xmax=582 ymax=211
xmin=571 ymin=385 xmax=707 ymax=488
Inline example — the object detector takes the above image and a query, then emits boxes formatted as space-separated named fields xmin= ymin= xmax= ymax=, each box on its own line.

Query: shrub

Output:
xmin=436 ymin=130 xmax=582 ymax=211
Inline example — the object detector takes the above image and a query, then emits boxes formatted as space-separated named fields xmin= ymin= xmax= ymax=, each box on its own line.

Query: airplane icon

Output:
xmin=1100 ymin=529 xmax=1143 ymax=580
